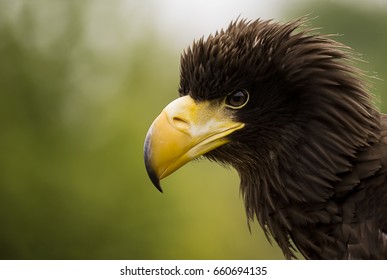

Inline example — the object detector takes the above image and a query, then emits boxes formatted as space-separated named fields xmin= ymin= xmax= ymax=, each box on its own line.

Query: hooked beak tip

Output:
xmin=151 ymin=178 xmax=163 ymax=193
xmin=144 ymin=147 xmax=163 ymax=193
xmin=145 ymin=162 xmax=164 ymax=193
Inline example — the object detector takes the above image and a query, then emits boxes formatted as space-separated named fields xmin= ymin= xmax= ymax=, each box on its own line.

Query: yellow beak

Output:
xmin=144 ymin=95 xmax=244 ymax=192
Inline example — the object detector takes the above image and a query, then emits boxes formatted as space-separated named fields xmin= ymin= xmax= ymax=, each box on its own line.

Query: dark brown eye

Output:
xmin=225 ymin=90 xmax=249 ymax=109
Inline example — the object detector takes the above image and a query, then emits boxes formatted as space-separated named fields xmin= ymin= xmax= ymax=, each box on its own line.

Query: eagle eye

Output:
xmin=225 ymin=90 xmax=249 ymax=109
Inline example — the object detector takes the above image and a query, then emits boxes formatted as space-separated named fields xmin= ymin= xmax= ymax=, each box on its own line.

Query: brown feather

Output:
xmin=179 ymin=17 xmax=387 ymax=259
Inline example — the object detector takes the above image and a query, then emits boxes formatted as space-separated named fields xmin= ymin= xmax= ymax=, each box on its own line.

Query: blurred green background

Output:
xmin=0 ymin=0 xmax=386 ymax=259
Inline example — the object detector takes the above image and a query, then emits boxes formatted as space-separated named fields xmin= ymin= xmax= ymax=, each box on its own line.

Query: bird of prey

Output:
xmin=143 ymin=18 xmax=387 ymax=259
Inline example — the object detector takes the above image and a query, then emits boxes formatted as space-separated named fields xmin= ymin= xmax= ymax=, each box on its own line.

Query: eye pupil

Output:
xmin=225 ymin=90 xmax=249 ymax=108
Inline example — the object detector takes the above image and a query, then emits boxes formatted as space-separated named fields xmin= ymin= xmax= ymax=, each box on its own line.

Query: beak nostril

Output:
xmin=172 ymin=117 xmax=190 ymax=131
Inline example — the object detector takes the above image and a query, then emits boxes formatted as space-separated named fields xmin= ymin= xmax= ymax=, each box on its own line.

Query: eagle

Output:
xmin=143 ymin=18 xmax=387 ymax=259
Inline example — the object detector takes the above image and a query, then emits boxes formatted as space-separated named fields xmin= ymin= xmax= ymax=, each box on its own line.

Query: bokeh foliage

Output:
xmin=0 ymin=0 xmax=386 ymax=259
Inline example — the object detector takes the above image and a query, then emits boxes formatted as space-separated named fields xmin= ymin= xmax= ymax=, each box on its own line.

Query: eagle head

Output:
xmin=144 ymin=18 xmax=382 ymax=259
